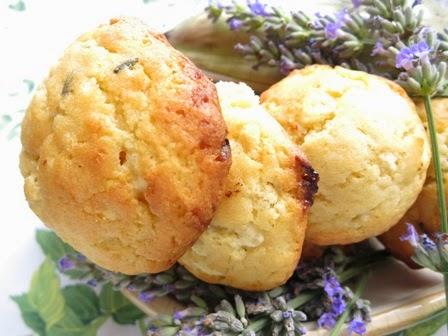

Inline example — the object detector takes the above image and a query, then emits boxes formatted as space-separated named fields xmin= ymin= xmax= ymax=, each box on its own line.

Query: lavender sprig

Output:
xmin=401 ymin=224 xmax=448 ymax=273
xmin=206 ymin=0 xmax=448 ymax=96
xmin=402 ymin=224 xmax=448 ymax=333
xmin=56 ymin=247 xmax=386 ymax=335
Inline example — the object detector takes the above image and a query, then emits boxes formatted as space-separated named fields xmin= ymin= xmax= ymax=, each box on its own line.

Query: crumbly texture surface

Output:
xmin=20 ymin=17 xmax=231 ymax=274
xmin=261 ymin=65 xmax=430 ymax=245
xmin=380 ymin=98 xmax=448 ymax=267
xmin=180 ymin=82 xmax=316 ymax=291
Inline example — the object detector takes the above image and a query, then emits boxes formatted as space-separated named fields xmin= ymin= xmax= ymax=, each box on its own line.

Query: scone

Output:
xmin=20 ymin=17 xmax=231 ymax=274
xmin=180 ymin=82 xmax=317 ymax=291
xmin=379 ymin=98 xmax=448 ymax=267
xmin=261 ymin=65 xmax=430 ymax=245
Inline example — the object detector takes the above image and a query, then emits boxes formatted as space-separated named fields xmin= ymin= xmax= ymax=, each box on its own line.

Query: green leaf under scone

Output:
xmin=36 ymin=230 xmax=75 ymax=262
xmin=36 ymin=230 xmax=86 ymax=279
xmin=28 ymin=259 xmax=65 ymax=329
xmin=62 ymin=285 xmax=100 ymax=324
xmin=100 ymin=283 xmax=145 ymax=325
xmin=113 ymin=304 xmax=146 ymax=325
xmin=11 ymin=294 xmax=46 ymax=336
xmin=46 ymin=305 xmax=83 ymax=336
xmin=46 ymin=307 xmax=107 ymax=336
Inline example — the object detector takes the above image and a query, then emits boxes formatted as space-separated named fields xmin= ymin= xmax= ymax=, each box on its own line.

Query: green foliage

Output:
xmin=12 ymin=240 xmax=145 ymax=335
xmin=36 ymin=230 xmax=75 ymax=263
xmin=8 ymin=0 xmax=25 ymax=11
xmin=100 ymin=283 xmax=146 ymax=325
xmin=62 ymin=285 xmax=100 ymax=324
xmin=11 ymin=294 xmax=46 ymax=335
xmin=35 ymin=230 xmax=86 ymax=278
xmin=28 ymin=259 xmax=65 ymax=329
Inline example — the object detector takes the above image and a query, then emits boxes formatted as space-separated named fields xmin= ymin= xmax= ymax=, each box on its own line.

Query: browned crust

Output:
xmin=294 ymin=153 xmax=319 ymax=209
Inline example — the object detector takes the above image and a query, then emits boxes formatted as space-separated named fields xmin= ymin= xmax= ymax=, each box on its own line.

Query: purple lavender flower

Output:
xmin=279 ymin=56 xmax=296 ymax=75
xmin=282 ymin=310 xmax=293 ymax=319
xmin=331 ymin=294 xmax=347 ymax=315
xmin=371 ymin=41 xmax=385 ymax=56
xmin=139 ymin=291 xmax=155 ymax=302
xmin=127 ymin=283 xmax=138 ymax=292
xmin=352 ymin=0 xmax=362 ymax=8
xmin=324 ymin=9 xmax=349 ymax=39
xmin=247 ymin=0 xmax=270 ymax=17
xmin=318 ymin=312 xmax=337 ymax=328
xmin=412 ymin=0 xmax=422 ymax=6
xmin=400 ymin=223 xmax=420 ymax=247
xmin=348 ymin=314 xmax=367 ymax=335
xmin=58 ymin=256 xmax=74 ymax=271
xmin=396 ymin=41 xmax=431 ymax=70
xmin=179 ymin=326 xmax=204 ymax=336
xmin=229 ymin=18 xmax=243 ymax=31
xmin=86 ymin=279 xmax=97 ymax=287
xmin=312 ymin=12 xmax=325 ymax=29
xmin=323 ymin=274 xmax=345 ymax=297
xmin=318 ymin=273 xmax=347 ymax=328
xmin=174 ymin=309 xmax=188 ymax=321
xmin=421 ymin=234 xmax=437 ymax=251
xmin=298 ymin=326 xmax=307 ymax=335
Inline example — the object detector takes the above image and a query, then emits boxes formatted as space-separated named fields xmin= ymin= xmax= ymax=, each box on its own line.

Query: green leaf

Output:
xmin=47 ymin=310 xmax=107 ymax=336
xmin=8 ymin=0 xmax=25 ymax=11
xmin=36 ymin=230 xmax=75 ymax=262
xmin=62 ymin=285 xmax=100 ymax=324
xmin=113 ymin=304 xmax=146 ymax=325
xmin=28 ymin=259 xmax=65 ymax=329
xmin=402 ymin=309 xmax=447 ymax=336
xmin=99 ymin=283 xmax=128 ymax=314
xmin=83 ymin=316 xmax=109 ymax=336
xmin=0 ymin=115 xmax=12 ymax=131
xmin=11 ymin=294 xmax=46 ymax=336
xmin=35 ymin=230 xmax=87 ymax=279
xmin=23 ymin=79 xmax=35 ymax=93
xmin=100 ymin=283 xmax=145 ymax=324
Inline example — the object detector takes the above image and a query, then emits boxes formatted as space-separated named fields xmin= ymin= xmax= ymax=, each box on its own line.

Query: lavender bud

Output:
xmin=173 ymin=307 xmax=206 ymax=321
xmin=234 ymin=295 xmax=246 ymax=319
xmin=216 ymin=299 xmax=235 ymax=315
xmin=270 ymin=310 xmax=283 ymax=322
xmin=139 ymin=291 xmax=155 ymax=302
xmin=58 ymin=256 xmax=75 ymax=271
xmin=154 ymin=274 xmax=175 ymax=285
xmin=86 ymin=279 xmax=97 ymax=287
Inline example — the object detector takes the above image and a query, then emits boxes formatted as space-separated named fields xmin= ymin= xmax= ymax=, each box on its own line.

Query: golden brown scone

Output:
xmin=20 ymin=17 xmax=231 ymax=274
xmin=261 ymin=65 xmax=430 ymax=246
xmin=179 ymin=82 xmax=317 ymax=291
xmin=379 ymin=98 xmax=448 ymax=267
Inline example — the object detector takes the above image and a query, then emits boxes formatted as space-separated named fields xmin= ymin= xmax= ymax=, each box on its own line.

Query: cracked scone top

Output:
xmin=180 ymin=82 xmax=318 ymax=291
xmin=261 ymin=65 xmax=430 ymax=245
xmin=19 ymin=17 xmax=231 ymax=274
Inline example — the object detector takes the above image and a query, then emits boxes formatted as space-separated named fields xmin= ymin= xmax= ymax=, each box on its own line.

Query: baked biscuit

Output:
xmin=261 ymin=65 xmax=430 ymax=245
xmin=180 ymin=82 xmax=317 ymax=291
xmin=379 ymin=98 xmax=448 ymax=267
xmin=20 ymin=17 xmax=231 ymax=274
